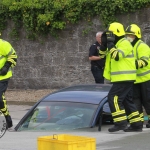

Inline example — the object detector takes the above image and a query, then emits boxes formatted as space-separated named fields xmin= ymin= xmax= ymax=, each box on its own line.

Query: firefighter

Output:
xmin=125 ymin=24 xmax=150 ymax=128
xmin=0 ymin=38 xmax=17 ymax=129
xmin=99 ymin=22 xmax=143 ymax=132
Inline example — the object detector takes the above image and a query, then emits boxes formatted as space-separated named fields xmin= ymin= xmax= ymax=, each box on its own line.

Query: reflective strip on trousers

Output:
xmin=112 ymin=110 xmax=125 ymax=117
xmin=0 ymin=93 xmax=9 ymax=116
xmin=112 ymin=95 xmax=127 ymax=123
xmin=114 ymin=116 xmax=127 ymax=122
xmin=128 ymin=111 xmax=139 ymax=119
xmin=140 ymin=113 xmax=144 ymax=122
xmin=129 ymin=117 xmax=142 ymax=124
xmin=114 ymin=95 xmax=120 ymax=111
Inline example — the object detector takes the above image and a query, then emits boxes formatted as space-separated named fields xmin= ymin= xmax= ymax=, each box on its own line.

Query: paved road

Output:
xmin=0 ymin=105 xmax=150 ymax=150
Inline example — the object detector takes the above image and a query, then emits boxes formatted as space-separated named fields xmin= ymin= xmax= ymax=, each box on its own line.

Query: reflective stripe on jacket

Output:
xmin=104 ymin=38 xmax=136 ymax=82
xmin=0 ymin=39 xmax=17 ymax=80
xmin=134 ymin=40 xmax=150 ymax=83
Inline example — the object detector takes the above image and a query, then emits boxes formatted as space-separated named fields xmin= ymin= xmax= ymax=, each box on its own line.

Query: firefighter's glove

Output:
xmin=101 ymin=32 xmax=107 ymax=47
xmin=0 ymin=62 xmax=11 ymax=76
xmin=135 ymin=59 xmax=148 ymax=69
xmin=99 ymin=45 xmax=107 ymax=58
xmin=107 ymin=42 xmax=115 ymax=51
xmin=100 ymin=45 xmax=107 ymax=51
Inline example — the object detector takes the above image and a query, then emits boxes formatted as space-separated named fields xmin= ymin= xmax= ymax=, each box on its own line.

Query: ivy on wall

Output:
xmin=0 ymin=0 xmax=150 ymax=40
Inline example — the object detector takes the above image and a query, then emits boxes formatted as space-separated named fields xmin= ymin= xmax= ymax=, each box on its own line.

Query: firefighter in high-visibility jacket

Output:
xmin=0 ymin=38 xmax=17 ymax=129
xmin=125 ymin=24 xmax=150 ymax=129
xmin=99 ymin=22 xmax=143 ymax=132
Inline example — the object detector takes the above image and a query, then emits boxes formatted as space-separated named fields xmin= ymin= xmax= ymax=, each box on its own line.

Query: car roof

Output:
xmin=42 ymin=84 xmax=112 ymax=104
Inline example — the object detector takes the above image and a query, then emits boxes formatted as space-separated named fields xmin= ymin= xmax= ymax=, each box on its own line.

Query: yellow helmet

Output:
xmin=106 ymin=22 xmax=125 ymax=37
xmin=125 ymin=24 xmax=141 ymax=38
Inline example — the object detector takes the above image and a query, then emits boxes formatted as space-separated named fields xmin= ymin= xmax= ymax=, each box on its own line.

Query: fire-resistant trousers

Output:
xmin=0 ymin=80 xmax=10 ymax=116
xmin=108 ymin=82 xmax=142 ymax=127
xmin=133 ymin=80 xmax=150 ymax=121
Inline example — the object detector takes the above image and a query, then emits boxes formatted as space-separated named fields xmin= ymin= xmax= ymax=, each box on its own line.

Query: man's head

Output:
xmin=96 ymin=31 xmax=103 ymax=44
xmin=125 ymin=24 xmax=141 ymax=42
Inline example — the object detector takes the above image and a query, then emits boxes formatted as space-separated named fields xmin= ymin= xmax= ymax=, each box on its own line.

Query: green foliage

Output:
xmin=0 ymin=0 xmax=150 ymax=39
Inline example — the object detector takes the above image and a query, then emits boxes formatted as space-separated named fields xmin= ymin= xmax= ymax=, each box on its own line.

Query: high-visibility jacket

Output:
xmin=104 ymin=38 xmax=136 ymax=82
xmin=0 ymin=39 xmax=17 ymax=80
xmin=133 ymin=40 xmax=150 ymax=83
xmin=103 ymin=52 xmax=111 ymax=80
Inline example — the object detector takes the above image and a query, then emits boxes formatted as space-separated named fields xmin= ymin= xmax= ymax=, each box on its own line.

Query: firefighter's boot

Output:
xmin=108 ymin=124 xmax=127 ymax=132
xmin=146 ymin=120 xmax=150 ymax=128
xmin=5 ymin=115 xmax=13 ymax=128
xmin=124 ymin=125 xmax=142 ymax=132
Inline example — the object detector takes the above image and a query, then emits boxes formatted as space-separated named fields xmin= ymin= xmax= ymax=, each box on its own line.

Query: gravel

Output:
xmin=5 ymin=89 xmax=57 ymax=103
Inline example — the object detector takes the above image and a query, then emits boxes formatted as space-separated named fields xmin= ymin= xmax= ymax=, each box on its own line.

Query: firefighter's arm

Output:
xmin=0 ymin=41 xmax=17 ymax=75
xmin=109 ymin=48 xmax=119 ymax=61
xmin=0 ymin=61 xmax=12 ymax=75
xmin=136 ymin=43 xmax=150 ymax=69
xmin=107 ymin=40 xmax=119 ymax=61
xmin=1 ymin=40 xmax=17 ymax=66
xmin=4 ymin=42 xmax=17 ymax=67
xmin=109 ymin=40 xmax=133 ymax=61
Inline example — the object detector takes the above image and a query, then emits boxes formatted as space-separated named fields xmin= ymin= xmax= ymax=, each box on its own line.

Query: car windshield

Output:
xmin=18 ymin=101 xmax=98 ymax=131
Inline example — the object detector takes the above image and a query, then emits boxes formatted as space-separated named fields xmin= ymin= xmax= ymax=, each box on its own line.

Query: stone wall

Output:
xmin=2 ymin=7 xmax=150 ymax=89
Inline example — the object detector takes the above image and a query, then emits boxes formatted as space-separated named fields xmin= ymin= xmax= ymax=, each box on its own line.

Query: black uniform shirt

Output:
xmin=89 ymin=41 xmax=106 ymax=68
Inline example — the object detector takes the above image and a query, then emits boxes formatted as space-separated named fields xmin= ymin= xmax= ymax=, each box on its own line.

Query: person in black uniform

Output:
xmin=89 ymin=31 xmax=106 ymax=83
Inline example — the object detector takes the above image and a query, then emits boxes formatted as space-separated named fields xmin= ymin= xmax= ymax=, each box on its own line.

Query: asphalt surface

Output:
xmin=0 ymin=105 xmax=150 ymax=150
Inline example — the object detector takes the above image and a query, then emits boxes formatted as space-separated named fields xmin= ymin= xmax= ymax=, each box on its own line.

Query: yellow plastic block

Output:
xmin=37 ymin=134 xmax=96 ymax=150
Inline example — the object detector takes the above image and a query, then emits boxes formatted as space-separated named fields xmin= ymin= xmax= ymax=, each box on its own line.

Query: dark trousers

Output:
xmin=91 ymin=65 xmax=104 ymax=83
xmin=133 ymin=81 xmax=150 ymax=117
xmin=108 ymin=82 xmax=142 ymax=127
xmin=0 ymin=80 xmax=10 ymax=116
